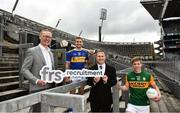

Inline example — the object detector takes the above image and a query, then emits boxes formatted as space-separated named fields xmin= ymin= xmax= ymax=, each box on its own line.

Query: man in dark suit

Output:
xmin=87 ymin=49 xmax=117 ymax=112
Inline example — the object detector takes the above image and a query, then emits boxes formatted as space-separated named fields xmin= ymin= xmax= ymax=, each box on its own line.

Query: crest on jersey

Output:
xmin=143 ymin=77 xmax=146 ymax=81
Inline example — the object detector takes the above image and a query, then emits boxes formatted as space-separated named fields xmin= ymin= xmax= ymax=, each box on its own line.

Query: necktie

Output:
xmin=99 ymin=65 xmax=102 ymax=70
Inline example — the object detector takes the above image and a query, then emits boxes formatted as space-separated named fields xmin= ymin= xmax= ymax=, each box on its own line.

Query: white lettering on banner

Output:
xmin=39 ymin=65 xmax=103 ymax=83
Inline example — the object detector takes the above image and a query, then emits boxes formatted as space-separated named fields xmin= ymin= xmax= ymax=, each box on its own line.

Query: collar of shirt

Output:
xmin=98 ymin=63 xmax=105 ymax=68
xmin=97 ymin=63 xmax=106 ymax=75
xmin=74 ymin=48 xmax=84 ymax=51
xmin=39 ymin=44 xmax=51 ymax=52
xmin=39 ymin=44 xmax=52 ymax=70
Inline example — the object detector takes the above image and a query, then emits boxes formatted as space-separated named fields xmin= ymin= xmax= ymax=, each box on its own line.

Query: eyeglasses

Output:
xmin=42 ymin=35 xmax=52 ymax=38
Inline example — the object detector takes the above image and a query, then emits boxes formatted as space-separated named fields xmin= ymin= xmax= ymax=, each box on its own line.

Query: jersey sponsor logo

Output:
xmin=131 ymin=77 xmax=135 ymax=80
xmin=129 ymin=81 xmax=149 ymax=88
xmin=71 ymin=56 xmax=86 ymax=62
xmin=136 ymin=76 xmax=141 ymax=81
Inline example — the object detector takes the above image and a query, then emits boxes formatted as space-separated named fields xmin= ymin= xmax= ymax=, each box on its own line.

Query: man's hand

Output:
xmin=93 ymin=77 xmax=100 ymax=84
xmin=63 ymin=77 xmax=71 ymax=84
xmin=151 ymin=84 xmax=161 ymax=102
xmin=102 ymin=75 xmax=108 ymax=84
xmin=37 ymin=80 xmax=46 ymax=86
xmin=82 ymin=48 xmax=95 ymax=55
xmin=88 ymin=49 xmax=95 ymax=54
xmin=152 ymin=94 xmax=161 ymax=102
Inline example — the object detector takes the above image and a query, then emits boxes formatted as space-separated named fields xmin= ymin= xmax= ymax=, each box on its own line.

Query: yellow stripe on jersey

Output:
xmin=129 ymin=81 xmax=150 ymax=88
xmin=71 ymin=56 xmax=86 ymax=62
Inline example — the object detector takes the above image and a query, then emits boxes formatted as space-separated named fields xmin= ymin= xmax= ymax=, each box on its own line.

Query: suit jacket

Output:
xmin=20 ymin=45 xmax=55 ymax=92
xmin=87 ymin=64 xmax=117 ymax=105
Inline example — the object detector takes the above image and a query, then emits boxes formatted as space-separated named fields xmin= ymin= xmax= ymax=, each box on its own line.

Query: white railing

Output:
xmin=0 ymin=72 xmax=127 ymax=113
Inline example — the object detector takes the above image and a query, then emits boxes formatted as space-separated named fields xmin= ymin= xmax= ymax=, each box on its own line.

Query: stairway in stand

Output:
xmin=0 ymin=55 xmax=28 ymax=102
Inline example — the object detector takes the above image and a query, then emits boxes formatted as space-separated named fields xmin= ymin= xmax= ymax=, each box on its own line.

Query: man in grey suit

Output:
xmin=21 ymin=29 xmax=55 ymax=112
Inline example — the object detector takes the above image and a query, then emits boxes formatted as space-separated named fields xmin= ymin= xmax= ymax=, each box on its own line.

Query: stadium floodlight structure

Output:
xmin=78 ymin=30 xmax=83 ymax=36
xmin=99 ymin=8 xmax=107 ymax=42
xmin=12 ymin=0 xmax=19 ymax=14
xmin=55 ymin=19 xmax=61 ymax=28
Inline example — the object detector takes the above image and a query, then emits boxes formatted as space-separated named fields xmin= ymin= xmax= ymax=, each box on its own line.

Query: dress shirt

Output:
xmin=36 ymin=44 xmax=52 ymax=84
xmin=98 ymin=63 xmax=105 ymax=75
xmin=39 ymin=44 xmax=52 ymax=70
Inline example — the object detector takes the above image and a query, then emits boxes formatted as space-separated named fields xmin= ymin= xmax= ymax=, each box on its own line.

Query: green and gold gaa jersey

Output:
xmin=125 ymin=71 xmax=155 ymax=106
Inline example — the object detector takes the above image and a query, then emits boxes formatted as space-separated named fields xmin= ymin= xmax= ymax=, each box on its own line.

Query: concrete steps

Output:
xmin=0 ymin=70 xmax=19 ymax=77
xmin=0 ymin=55 xmax=19 ymax=61
xmin=2 ymin=53 xmax=19 ymax=57
xmin=166 ymin=94 xmax=180 ymax=112
xmin=158 ymin=79 xmax=172 ymax=93
xmin=0 ymin=89 xmax=28 ymax=102
xmin=0 ymin=75 xmax=19 ymax=83
xmin=0 ymin=55 xmax=19 ymax=59
xmin=0 ymin=81 xmax=19 ymax=92
xmin=0 ymin=56 xmax=19 ymax=67
xmin=0 ymin=55 xmax=28 ymax=102
xmin=0 ymin=57 xmax=18 ymax=62
xmin=2 ymin=48 xmax=18 ymax=54
xmin=0 ymin=66 xmax=18 ymax=71
xmin=0 ymin=62 xmax=19 ymax=67
xmin=149 ymin=77 xmax=180 ymax=112
xmin=150 ymin=91 xmax=180 ymax=112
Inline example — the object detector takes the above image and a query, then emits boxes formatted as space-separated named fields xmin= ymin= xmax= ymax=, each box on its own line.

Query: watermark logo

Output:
xmin=39 ymin=65 xmax=103 ymax=83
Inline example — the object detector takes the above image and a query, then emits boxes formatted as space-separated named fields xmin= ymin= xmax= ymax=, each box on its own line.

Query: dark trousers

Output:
xmin=90 ymin=102 xmax=112 ymax=112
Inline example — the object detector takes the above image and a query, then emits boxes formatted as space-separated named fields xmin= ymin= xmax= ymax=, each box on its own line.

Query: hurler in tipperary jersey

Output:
xmin=66 ymin=49 xmax=89 ymax=70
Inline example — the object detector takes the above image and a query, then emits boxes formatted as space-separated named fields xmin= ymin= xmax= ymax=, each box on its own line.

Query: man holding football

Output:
xmin=120 ymin=57 xmax=161 ymax=113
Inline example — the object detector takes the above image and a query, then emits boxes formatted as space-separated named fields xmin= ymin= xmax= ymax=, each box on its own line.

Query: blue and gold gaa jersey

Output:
xmin=66 ymin=49 xmax=89 ymax=69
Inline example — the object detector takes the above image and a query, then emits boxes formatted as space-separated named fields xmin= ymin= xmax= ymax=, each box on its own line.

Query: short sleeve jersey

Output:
xmin=125 ymin=71 xmax=155 ymax=106
xmin=66 ymin=49 xmax=89 ymax=70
